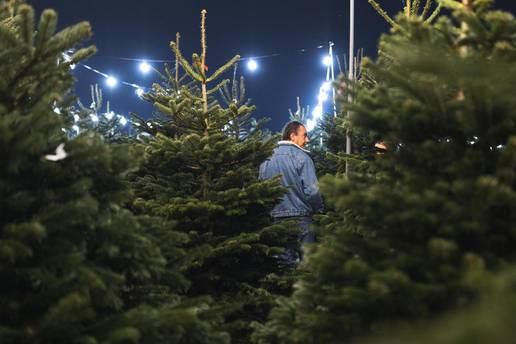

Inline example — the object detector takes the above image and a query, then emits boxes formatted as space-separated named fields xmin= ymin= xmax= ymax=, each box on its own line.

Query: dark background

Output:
xmin=33 ymin=0 xmax=516 ymax=132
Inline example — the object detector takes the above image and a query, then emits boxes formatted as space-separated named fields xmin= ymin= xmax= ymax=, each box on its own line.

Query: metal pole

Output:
xmin=329 ymin=42 xmax=337 ymax=117
xmin=346 ymin=0 xmax=354 ymax=174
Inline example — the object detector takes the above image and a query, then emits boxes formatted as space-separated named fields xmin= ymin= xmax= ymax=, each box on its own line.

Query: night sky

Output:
xmin=33 ymin=0 xmax=516 ymax=132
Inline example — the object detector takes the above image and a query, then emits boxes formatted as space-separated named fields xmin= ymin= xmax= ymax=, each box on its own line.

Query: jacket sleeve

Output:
xmin=299 ymin=155 xmax=324 ymax=213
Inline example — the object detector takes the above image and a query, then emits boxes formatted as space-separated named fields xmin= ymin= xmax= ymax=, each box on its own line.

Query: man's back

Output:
xmin=259 ymin=141 xmax=323 ymax=218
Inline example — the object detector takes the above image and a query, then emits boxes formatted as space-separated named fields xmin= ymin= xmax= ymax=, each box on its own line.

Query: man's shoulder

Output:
xmin=277 ymin=141 xmax=311 ymax=157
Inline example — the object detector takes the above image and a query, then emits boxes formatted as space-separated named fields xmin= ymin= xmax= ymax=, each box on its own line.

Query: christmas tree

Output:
xmin=367 ymin=0 xmax=442 ymax=29
xmin=288 ymin=97 xmax=310 ymax=124
xmin=70 ymin=84 xmax=132 ymax=143
xmin=356 ymin=268 xmax=516 ymax=344
xmin=0 ymin=2 xmax=228 ymax=343
xmin=252 ymin=0 xmax=516 ymax=342
xmin=129 ymin=10 xmax=298 ymax=343
xmin=219 ymin=64 xmax=267 ymax=141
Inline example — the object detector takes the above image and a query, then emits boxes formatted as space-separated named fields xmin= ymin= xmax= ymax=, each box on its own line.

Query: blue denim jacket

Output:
xmin=259 ymin=141 xmax=324 ymax=218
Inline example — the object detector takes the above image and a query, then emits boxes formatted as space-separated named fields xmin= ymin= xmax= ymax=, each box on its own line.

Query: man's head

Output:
xmin=282 ymin=121 xmax=309 ymax=148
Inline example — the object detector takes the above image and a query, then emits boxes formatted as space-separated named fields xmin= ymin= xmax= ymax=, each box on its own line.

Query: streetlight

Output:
xmin=322 ymin=55 xmax=332 ymax=66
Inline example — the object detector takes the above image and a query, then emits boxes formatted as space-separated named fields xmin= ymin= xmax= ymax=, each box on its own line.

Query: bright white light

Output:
xmin=247 ymin=59 xmax=258 ymax=71
xmin=312 ymin=105 xmax=323 ymax=119
xmin=139 ymin=61 xmax=151 ymax=74
xmin=306 ymin=119 xmax=316 ymax=132
xmin=72 ymin=125 xmax=80 ymax=133
xmin=322 ymin=55 xmax=332 ymax=66
xmin=318 ymin=92 xmax=329 ymax=103
xmin=136 ymin=88 xmax=145 ymax=97
xmin=321 ymin=81 xmax=332 ymax=92
xmin=73 ymin=114 xmax=80 ymax=122
xmin=62 ymin=53 xmax=76 ymax=70
xmin=106 ymin=76 xmax=118 ymax=88
xmin=53 ymin=107 xmax=61 ymax=114
xmin=90 ymin=114 xmax=99 ymax=122
xmin=119 ymin=116 xmax=128 ymax=126
xmin=105 ymin=111 xmax=114 ymax=120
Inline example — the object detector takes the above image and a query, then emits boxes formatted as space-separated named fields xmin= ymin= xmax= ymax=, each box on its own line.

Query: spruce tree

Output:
xmin=0 ymin=3 xmax=228 ymax=343
xmin=367 ymin=0 xmax=442 ymax=29
xmin=219 ymin=64 xmax=266 ymax=141
xmin=129 ymin=10 xmax=298 ymax=343
xmin=253 ymin=1 xmax=516 ymax=343
xmin=355 ymin=268 xmax=516 ymax=344
xmin=69 ymin=84 xmax=132 ymax=143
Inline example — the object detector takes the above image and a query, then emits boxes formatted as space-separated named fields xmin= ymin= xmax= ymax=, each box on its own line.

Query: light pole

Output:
xmin=346 ymin=0 xmax=355 ymax=175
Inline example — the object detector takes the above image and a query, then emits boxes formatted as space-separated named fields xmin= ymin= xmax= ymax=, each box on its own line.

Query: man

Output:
xmin=259 ymin=121 xmax=324 ymax=266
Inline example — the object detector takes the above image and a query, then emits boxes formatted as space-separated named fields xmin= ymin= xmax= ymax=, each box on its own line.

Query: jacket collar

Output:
xmin=278 ymin=140 xmax=311 ymax=153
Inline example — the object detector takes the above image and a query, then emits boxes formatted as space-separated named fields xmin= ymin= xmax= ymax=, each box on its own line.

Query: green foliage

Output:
xmin=0 ymin=4 xmax=227 ymax=343
xmin=355 ymin=268 xmax=516 ymax=344
xmin=129 ymin=11 xmax=298 ymax=343
xmin=253 ymin=1 xmax=516 ymax=343
xmin=288 ymin=97 xmax=310 ymax=124
xmin=219 ymin=64 xmax=267 ymax=140
xmin=367 ymin=0 xmax=442 ymax=29
xmin=68 ymin=84 xmax=133 ymax=143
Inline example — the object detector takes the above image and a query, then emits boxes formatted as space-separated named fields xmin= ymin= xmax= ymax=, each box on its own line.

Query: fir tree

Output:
xmin=288 ymin=97 xmax=310 ymax=124
xmin=71 ymin=84 xmax=132 ymax=143
xmin=355 ymin=268 xmax=516 ymax=344
xmin=129 ymin=10 xmax=298 ymax=343
xmin=0 ymin=3 xmax=228 ymax=343
xmin=367 ymin=0 xmax=442 ymax=29
xmin=219 ymin=64 xmax=266 ymax=141
xmin=253 ymin=1 xmax=516 ymax=343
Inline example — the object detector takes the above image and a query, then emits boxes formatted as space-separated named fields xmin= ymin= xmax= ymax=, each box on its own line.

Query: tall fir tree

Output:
xmin=0 ymin=2 xmax=229 ymax=343
xmin=355 ymin=268 xmax=516 ymax=344
xmin=252 ymin=1 xmax=516 ymax=343
xmin=219 ymin=64 xmax=267 ymax=141
xmin=129 ymin=10 xmax=298 ymax=343
xmin=367 ymin=0 xmax=442 ymax=29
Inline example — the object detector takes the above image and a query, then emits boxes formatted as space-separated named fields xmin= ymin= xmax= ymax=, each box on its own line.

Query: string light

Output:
xmin=119 ymin=116 xmax=128 ymax=126
xmin=70 ymin=41 xmax=341 ymax=127
xmin=318 ymin=92 xmax=328 ymax=102
xmin=62 ymin=53 xmax=76 ymax=70
xmin=106 ymin=76 xmax=118 ymax=88
xmin=247 ymin=59 xmax=258 ymax=71
xmin=312 ymin=104 xmax=323 ymax=119
xmin=139 ymin=61 xmax=152 ymax=74
xmin=74 ymin=42 xmax=335 ymax=99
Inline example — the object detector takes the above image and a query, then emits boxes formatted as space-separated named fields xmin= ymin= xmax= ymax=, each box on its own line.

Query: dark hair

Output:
xmin=282 ymin=121 xmax=305 ymax=141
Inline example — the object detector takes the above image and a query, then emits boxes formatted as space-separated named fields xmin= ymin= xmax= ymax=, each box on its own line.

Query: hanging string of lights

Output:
xmin=67 ymin=42 xmax=344 ymax=132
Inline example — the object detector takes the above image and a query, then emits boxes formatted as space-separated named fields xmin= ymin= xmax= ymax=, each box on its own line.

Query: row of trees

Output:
xmin=253 ymin=0 xmax=516 ymax=343
xmin=1 ymin=2 xmax=297 ymax=343
xmin=2 ymin=0 xmax=516 ymax=343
